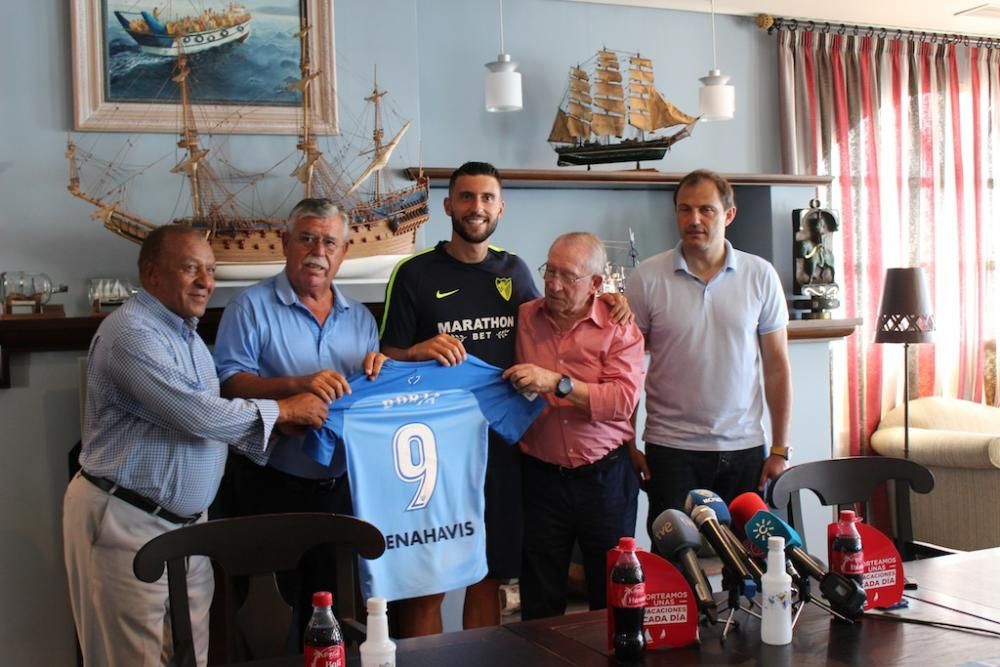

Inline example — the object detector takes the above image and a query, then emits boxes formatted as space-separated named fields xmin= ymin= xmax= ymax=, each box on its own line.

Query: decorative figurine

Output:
xmin=791 ymin=199 xmax=840 ymax=319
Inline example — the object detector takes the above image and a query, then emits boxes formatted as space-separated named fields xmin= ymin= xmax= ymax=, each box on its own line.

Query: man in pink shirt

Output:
xmin=502 ymin=232 xmax=645 ymax=620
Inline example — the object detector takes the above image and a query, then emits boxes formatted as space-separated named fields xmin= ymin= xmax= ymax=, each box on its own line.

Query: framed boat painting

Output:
xmin=70 ymin=0 xmax=337 ymax=134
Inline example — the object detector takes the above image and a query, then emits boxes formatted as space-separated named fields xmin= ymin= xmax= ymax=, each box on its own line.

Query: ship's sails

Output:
xmin=548 ymin=49 xmax=696 ymax=145
xmin=346 ymin=121 xmax=411 ymax=196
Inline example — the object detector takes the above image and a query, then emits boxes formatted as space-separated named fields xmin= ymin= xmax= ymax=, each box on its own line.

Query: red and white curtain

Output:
xmin=776 ymin=29 xmax=1000 ymax=455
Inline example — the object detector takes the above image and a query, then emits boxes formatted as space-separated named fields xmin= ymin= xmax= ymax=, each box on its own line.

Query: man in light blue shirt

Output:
xmin=625 ymin=169 xmax=793 ymax=546
xmin=64 ymin=225 xmax=326 ymax=667
xmin=213 ymin=198 xmax=385 ymax=645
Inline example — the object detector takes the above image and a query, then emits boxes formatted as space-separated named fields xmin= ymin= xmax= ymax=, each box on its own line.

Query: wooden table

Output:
xmin=506 ymin=548 xmax=1000 ymax=666
xmin=244 ymin=550 xmax=1000 ymax=666
xmin=243 ymin=624 xmax=579 ymax=666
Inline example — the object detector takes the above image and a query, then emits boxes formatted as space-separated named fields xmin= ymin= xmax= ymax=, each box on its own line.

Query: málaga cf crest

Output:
xmin=495 ymin=277 xmax=512 ymax=301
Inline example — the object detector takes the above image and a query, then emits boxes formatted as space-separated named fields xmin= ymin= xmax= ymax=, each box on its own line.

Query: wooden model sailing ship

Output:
xmin=67 ymin=15 xmax=429 ymax=277
xmin=549 ymin=49 xmax=697 ymax=168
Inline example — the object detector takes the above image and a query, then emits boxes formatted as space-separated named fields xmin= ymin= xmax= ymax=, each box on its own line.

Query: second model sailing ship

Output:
xmin=67 ymin=13 xmax=429 ymax=276
xmin=549 ymin=48 xmax=698 ymax=168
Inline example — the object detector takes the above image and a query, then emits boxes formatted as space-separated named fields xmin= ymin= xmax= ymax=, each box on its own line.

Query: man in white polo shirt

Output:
xmin=624 ymin=169 xmax=792 ymax=544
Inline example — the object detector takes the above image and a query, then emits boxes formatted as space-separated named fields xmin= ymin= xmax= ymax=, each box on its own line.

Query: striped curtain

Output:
xmin=777 ymin=29 xmax=1000 ymax=455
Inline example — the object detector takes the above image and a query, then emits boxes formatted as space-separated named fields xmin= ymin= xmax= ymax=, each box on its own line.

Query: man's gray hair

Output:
xmin=551 ymin=232 xmax=607 ymax=276
xmin=286 ymin=198 xmax=350 ymax=239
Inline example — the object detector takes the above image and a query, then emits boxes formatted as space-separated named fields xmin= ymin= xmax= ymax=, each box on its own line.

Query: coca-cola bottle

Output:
xmin=610 ymin=537 xmax=645 ymax=662
xmin=304 ymin=591 xmax=345 ymax=667
xmin=830 ymin=510 xmax=865 ymax=586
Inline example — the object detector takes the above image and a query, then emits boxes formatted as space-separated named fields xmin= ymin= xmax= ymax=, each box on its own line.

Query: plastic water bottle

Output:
xmin=303 ymin=591 xmax=345 ymax=667
xmin=831 ymin=509 xmax=865 ymax=586
xmin=360 ymin=596 xmax=396 ymax=667
xmin=761 ymin=536 xmax=793 ymax=645
xmin=610 ymin=537 xmax=645 ymax=662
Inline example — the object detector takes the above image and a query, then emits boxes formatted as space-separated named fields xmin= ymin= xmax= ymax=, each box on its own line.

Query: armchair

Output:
xmin=870 ymin=396 xmax=1000 ymax=551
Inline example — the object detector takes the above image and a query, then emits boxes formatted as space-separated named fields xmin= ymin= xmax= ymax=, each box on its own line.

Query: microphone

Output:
xmin=685 ymin=490 xmax=763 ymax=585
xmin=744 ymin=510 xmax=867 ymax=618
xmin=688 ymin=505 xmax=755 ymax=596
xmin=650 ymin=509 xmax=717 ymax=620
xmin=730 ymin=492 xmax=809 ymax=586
xmin=728 ymin=492 xmax=769 ymax=559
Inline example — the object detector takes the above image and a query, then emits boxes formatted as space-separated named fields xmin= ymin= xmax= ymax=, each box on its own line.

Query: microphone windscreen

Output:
xmin=729 ymin=492 xmax=769 ymax=541
xmin=650 ymin=509 xmax=702 ymax=559
xmin=744 ymin=510 xmax=803 ymax=552
xmin=684 ymin=489 xmax=723 ymax=515
xmin=685 ymin=489 xmax=733 ymax=525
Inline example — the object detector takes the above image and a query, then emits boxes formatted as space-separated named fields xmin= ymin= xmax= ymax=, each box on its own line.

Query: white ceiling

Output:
xmin=564 ymin=0 xmax=1000 ymax=37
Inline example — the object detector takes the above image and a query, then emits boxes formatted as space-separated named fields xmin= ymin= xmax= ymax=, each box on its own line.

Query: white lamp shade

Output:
xmin=485 ymin=56 xmax=522 ymax=112
xmin=485 ymin=71 xmax=522 ymax=111
xmin=698 ymin=69 xmax=735 ymax=121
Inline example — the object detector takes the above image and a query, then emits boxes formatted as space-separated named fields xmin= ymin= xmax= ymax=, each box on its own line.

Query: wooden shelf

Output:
xmin=1 ymin=307 xmax=857 ymax=388
xmin=788 ymin=318 xmax=863 ymax=341
xmin=0 ymin=310 xmax=222 ymax=389
xmin=405 ymin=167 xmax=832 ymax=190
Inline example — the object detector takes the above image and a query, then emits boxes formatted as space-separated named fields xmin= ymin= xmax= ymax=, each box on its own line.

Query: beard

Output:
xmin=451 ymin=214 xmax=499 ymax=244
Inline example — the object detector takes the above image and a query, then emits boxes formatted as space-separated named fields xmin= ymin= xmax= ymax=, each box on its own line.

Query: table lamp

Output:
xmin=874 ymin=267 xmax=935 ymax=458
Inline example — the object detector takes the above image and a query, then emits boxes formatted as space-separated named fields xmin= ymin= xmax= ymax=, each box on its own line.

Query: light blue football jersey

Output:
xmin=303 ymin=357 xmax=543 ymax=601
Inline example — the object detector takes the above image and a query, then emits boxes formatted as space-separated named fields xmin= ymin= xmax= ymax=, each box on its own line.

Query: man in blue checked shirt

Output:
xmin=212 ymin=198 xmax=387 ymax=647
xmin=63 ymin=225 xmax=327 ymax=667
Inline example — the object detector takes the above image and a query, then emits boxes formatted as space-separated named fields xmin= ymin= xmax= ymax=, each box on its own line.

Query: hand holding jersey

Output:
xmin=303 ymin=357 xmax=543 ymax=602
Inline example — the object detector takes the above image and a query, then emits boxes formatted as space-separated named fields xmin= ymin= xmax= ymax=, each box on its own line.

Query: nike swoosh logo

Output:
xmin=435 ymin=289 xmax=460 ymax=299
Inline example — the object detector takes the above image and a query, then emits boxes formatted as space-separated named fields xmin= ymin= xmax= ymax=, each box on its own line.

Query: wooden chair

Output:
xmin=766 ymin=456 xmax=958 ymax=561
xmin=133 ymin=512 xmax=385 ymax=667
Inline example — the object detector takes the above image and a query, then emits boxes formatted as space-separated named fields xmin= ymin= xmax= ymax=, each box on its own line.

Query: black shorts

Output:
xmin=483 ymin=431 xmax=523 ymax=579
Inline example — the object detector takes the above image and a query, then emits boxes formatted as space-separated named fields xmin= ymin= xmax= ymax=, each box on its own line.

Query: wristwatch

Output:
xmin=554 ymin=375 xmax=574 ymax=398
xmin=769 ymin=445 xmax=792 ymax=460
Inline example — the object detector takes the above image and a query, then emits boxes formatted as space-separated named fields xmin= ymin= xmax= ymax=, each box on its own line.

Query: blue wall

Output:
xmin=0 ymin=0 xmax=780 ymax=313
xmin=0 ymin=0 xmax=782 ymax=661
xmin=412 ymin=0 xmax=781 ymax=274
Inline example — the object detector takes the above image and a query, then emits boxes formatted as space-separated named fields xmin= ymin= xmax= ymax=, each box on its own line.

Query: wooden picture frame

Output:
xmin=70 ymin=0 xmax=337 ymax=134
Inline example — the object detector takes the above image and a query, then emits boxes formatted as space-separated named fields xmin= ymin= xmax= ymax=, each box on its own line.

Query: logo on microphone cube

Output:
xmin=684 ymin=489 xmax=723 ymax=513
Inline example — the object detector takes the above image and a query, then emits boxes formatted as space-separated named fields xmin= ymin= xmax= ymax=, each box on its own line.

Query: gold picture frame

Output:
xmin=70 ymin=0 xmax=337 ymax=134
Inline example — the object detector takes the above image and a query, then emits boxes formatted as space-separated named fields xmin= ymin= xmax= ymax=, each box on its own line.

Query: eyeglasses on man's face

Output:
xmin=538 ymin=263 xmax=589 ymax=287
xmin=294 ymin=232 xmax=341 ymax=252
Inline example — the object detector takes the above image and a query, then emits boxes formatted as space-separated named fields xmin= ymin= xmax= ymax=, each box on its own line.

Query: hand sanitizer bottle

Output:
xmin=761 ymin=536 xmax=793 ymax=645
xmin=360 ymin=596 xmax=396 ymax=667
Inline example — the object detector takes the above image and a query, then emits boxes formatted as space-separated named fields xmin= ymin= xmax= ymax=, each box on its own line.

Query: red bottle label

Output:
xmin=304 ymin=644 xmax=345 ymax=667
xmin=834 ymin=550 xmax=865 ymax=576
xmin=611 ymin=582 xmax=646 ymax=608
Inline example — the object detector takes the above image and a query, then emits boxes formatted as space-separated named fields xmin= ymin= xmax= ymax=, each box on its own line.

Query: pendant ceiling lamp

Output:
xmin=698 ymin=0 xmax=735 ymax=121
xmin=485 ymin=0 xmax=522 ymax=112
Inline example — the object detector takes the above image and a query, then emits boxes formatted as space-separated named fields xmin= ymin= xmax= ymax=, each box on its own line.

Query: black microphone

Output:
xmin=688 ymin=505 xmax=755 ymax=597
xmin=745 ymin=510 xmax=867 ymax=618
xmin=651 ymin=509 xmax=717 ymax=620
xmin=685 ymin=490 xmax=764 ymax=584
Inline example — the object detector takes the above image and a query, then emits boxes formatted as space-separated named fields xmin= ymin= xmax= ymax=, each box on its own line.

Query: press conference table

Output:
xmin=249 ymin=548 xmax=1000 ymax=666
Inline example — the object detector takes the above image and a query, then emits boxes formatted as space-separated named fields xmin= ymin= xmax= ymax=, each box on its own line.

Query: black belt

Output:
xmin=524 ymin=447 xmax=624 ymax=479
xmin=262 ymin=463 xmax=340 ymax=494
xmin=80 ymin=470 xmax=202 ymax=525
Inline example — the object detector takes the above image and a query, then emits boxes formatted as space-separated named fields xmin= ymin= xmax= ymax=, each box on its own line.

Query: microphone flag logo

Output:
xmin=749 ymin=513 xmax=779 ymax=543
